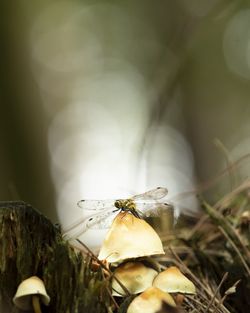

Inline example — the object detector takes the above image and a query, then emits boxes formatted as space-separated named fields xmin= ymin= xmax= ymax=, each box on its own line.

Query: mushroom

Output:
xmin=153 ymin=266 xmax=196 ymax=305
xmin=112 ymin=261 xmax=158 ymax=296
xmin=98 ymin=211 xmax=164 ymax=263
xmin=13 ymin=276 xmax=50 ymax=313
xmin=127 ymin=287 xmax=176 ymax=313
xmin=240 ymin=210 xmax=250 ymax=225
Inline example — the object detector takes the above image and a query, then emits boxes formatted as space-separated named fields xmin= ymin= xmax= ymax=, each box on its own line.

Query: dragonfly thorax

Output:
xmin=114 ymin=199 xmax=136 ymax=210
xmin=114 ymin=199 xmax=141 ymax=218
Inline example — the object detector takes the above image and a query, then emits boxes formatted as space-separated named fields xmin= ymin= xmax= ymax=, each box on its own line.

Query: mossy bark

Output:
xmin=0 ymin=201 xmax=112 ymax=313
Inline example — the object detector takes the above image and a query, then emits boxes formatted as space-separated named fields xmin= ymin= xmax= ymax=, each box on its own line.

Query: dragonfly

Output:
xmin=63 ymin=187 xmax=170 ymax=238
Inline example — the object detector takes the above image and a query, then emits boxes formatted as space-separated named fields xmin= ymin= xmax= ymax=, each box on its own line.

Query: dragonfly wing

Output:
xmin=77 ymin=199 xmax=115 ymax=211
xmin=132 ymin=187 xmax=168 ymax=201
xmin=62 ymin=211 xmax=115 ymax=239
xmin=135 ymin=201 xmax=172 ymax=217
xmin=84 ymin=208 xmax=118 ymax=229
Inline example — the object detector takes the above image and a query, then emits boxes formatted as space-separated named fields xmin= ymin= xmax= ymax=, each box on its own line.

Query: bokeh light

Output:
xmin=26 ymin=1 xmax=199 ymax=248
xmin=10 ymin=0 xmax=250 ymax=249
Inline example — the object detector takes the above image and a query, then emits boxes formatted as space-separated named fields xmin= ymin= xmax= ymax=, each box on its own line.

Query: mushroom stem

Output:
xmin=32 ymin=295 xmax=42 ymax=313
xmin=175 ymin=294 xmax=184 ymax=306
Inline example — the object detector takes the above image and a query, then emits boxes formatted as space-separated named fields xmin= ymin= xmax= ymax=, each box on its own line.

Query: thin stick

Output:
xmin=214 ymin=179 xmax=250 ymax=209
xmin=183 ymin=297 xmax=200 ymax=313
xmin=101 ymin=268 xmax=119 ymax=310
xmin=169 ymin=153 xmax=250 ymax=203
xmin=203 ymin=200 xmax=250 ymax=268
xmin=186 ymin=214 xmax=209 ymax=240
xmin=204 ymin=272 xmax=228 ymax=313
xmin=229 ymin=223 xmax=250 ymax=261
xmin=214 ymin=138 xmax=236 ymax=192
xmin=217 ymin=280 xmax=241 ymax=309
xmin=218 ymin=226 xmax=250 ymax=277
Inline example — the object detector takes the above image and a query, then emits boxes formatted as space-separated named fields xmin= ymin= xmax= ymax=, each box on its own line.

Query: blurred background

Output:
xmin=1 ymin=0 xmax=250 ymax=247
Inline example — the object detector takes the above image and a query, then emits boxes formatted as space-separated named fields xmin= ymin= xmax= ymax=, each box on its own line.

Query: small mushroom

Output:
xmin=240 ymin=210 xmax=250 ymax=225
xmin=153 ymin=266 xmax=196 ymax=305
xmin=112 ymin=261 xmax=158 ymax=296
xmin=13 ymin=276 xmax=50 ymax=313
xmin=127 ymin=287 xmax=176 ymax=313
xmin=98 ymin=211 xmax=165 ymax=263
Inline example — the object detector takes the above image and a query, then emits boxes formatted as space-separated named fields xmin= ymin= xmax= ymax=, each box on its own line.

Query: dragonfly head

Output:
xmin=114 ymin=199 xmax=136 ymax=211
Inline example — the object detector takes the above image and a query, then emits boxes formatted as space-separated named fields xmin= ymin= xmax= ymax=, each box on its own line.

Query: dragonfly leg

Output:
xmin=133 ymin=209 xmax=141 ymax=218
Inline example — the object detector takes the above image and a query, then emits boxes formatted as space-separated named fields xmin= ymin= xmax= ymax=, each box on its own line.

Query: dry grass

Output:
xmin=156 ymin=179 xmax=250 ymax=313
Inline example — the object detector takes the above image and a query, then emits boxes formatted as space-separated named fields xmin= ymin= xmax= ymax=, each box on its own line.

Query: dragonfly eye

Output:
xmin=114 ymin=200 xmax=122 ymax=209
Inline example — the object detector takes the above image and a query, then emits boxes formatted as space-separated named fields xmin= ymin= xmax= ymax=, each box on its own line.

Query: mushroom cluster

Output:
xmin=98 ymin=211 xmax=196 ymax=312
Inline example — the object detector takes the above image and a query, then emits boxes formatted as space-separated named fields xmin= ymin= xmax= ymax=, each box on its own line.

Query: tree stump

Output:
xmin=0 ymin=201 xmax=111 ymax=313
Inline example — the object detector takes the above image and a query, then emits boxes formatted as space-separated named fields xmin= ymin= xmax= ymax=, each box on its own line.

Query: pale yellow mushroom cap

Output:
xmin=98 ymin=212 xmax=164 ymax=263
xmin=153 ymin=266 xmax=196 ymax=294
xmin=13 ymin=276 xmax=50 ymax=310
xmin=127 ymin=287 xmax=176 ymax=313
xmin=112 ymin=262 xmax=158 ymax=296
